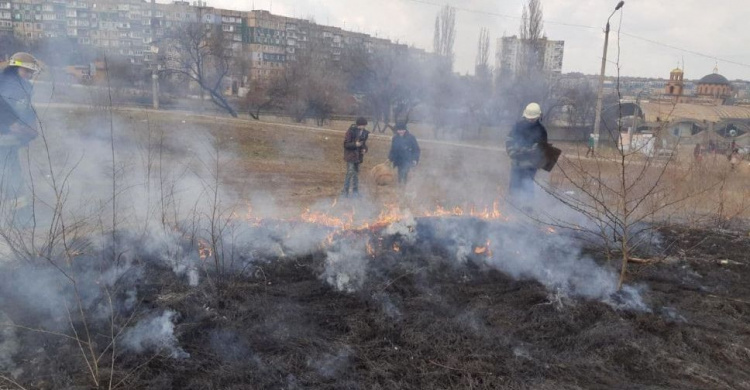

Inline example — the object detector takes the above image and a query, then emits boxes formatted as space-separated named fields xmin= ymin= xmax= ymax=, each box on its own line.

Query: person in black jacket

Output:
xmin=0 ymin=52 xmax=40 ymax=225
xmin=505 ymin=102 xmax=548 ymax=202
xmin=388 ymin=122 xmax=420 ymax=185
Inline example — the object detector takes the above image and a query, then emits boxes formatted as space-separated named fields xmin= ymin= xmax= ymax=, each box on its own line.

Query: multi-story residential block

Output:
xmin=543 ymin=39 xmax=564 ymax=74
xmin=0 ymin=1 xmax=13 ymax=36
xmin=495 ymin=35 xmax=565 ymax=78
xmin=243 ymin=9 xmax=288 ymax=83
xmin=3 ymin=0 xmax=426 ymax=89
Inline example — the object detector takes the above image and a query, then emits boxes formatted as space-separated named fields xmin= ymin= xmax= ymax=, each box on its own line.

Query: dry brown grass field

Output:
xmin=41 ymin=105 xmax=747 ymax=226
xmin=31 ymin=104 xmax=748 ymax=229
xmin=551 ymin=143 xmax=750 ymax=227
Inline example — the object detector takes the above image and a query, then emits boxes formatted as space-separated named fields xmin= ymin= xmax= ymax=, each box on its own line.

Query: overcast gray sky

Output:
xmin=178 ymin=0 xmax=749 ymax=81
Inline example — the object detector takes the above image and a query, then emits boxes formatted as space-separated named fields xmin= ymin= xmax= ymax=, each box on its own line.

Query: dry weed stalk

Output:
xmin=0 ymin=69 xmax=209 ymax=388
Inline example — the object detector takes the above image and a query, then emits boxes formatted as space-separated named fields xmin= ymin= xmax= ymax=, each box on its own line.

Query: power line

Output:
xmin=619 ymin=32 xmax=750 ymax=69
xmin=400 ymin=0 xmax=597 ymax=30
xmin=398 ymin=0 xmax=750 ymax=70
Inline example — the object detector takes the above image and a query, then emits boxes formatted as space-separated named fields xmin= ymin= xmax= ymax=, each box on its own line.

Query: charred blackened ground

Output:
xmin=1 ymin=220 xmax=749 ymax=389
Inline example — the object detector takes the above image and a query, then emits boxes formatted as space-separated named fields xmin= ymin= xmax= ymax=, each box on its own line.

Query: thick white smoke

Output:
xmin=323 ymin=240 xmax=369 ymax=293
xmin=121 ymin=310 xmax=189 ymax=359
xmin=0 ymin=311 xmax=20 ymax=376
xmin=320 ymin=213 xmax=649 ymax=311
xmin=484 ymin=223 xmax=648 ymax=310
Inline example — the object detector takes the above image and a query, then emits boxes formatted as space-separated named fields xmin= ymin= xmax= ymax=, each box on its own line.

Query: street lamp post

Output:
xmin=593 ymin=1 xmax=625 ymax=148
xmin=151 ymin=0 xmax=159 ymax=110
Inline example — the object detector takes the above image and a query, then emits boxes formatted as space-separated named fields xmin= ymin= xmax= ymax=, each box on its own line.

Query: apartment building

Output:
xmin=0 ymin=1 xmax=13 ymax=36
xmin=495 ymin=35 xmax=565 ymax=78
xmin=243 ymin=9 xmax=288 ymax=83
xmin=3 ymin=0 xmax=422 ymax=87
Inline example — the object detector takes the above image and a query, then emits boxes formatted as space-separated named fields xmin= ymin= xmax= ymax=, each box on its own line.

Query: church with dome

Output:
xmin=664 ymin=66 xmax=734 ymax=105
xmin=607 ymin=66 xmax=750 ymax=149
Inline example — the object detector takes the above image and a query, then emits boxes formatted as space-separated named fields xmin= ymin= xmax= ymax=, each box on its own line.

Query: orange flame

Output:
xmin=242 ymin=199 xmax=512 ymax=254
xmin=300 ymin=207 xmax=356 ymax=230
xmin=473 ymin=240 xmax=492 ymax=257
xmin=245 ymin=203 xmax=263 ymax=226
xmin=424 ymin=201 xmax=507 ymax=221
xmin=198 ymin=240 xmax=212 ymax=261
xmin=366 ymin=239 xmax=375 ymax=257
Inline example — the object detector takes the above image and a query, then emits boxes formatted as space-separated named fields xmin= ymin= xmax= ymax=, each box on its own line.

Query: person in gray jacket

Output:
xmin=0 ymin=52 xmax=40 ymax=224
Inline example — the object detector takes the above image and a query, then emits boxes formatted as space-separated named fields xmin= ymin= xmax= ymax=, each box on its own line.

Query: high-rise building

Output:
xmin=495 ymin=35 xmax=564 ymax=78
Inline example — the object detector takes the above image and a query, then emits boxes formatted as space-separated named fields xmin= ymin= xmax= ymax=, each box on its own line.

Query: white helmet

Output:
xmin=8 ymin=52 xmax=41 ymax=73
xmin=523 ymin=102 xmax=542 ymax=120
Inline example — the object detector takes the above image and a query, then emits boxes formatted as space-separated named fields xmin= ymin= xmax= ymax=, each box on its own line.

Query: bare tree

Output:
xmin=475 ymin=28 xmax=491 ymax=79
xmin=519 ymin=0 xmax=544 ymax=41
xmin=240 ymin=76 xmax=288 ymax=120
xmin=537 ymin=66 xmax=714 ymax=290
xmin=495 ymin=0 xmax=549 ymax=118
xmin=545 ymin=81 xmax=598 ymax=132
xmin=159 ymin=22 xmax=238 ymax=117
xmin=433 ymin=5 xmax=456 ymax=70
xmin=342 ymin=44 xmax=424 ymax=133
xmin=280 ymin=40 xmax=345 ymax=125
xmin=518 ymin=0 xmax=545 ymax=78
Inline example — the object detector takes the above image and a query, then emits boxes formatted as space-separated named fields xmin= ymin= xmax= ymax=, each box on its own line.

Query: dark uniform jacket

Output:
xmin=388 ymin=131 xmax=420 ymax=167
xmin=343 ymin=125 xmax=369 ymax=163
xmin=0 ymin=71 xmax=37 ymax=146
xmin=506 ymin=119 xmax=548 ymax=168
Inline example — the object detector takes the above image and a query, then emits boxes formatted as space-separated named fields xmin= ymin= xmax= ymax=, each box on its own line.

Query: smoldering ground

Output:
xmin=5 ymin=215 xmax=747 ymax=389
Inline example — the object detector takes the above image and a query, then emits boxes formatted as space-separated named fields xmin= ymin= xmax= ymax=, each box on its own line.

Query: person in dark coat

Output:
xmin=341 ymin=117 xmax=369 ymax=197
xmin=0 ymin=52 xmax=40 ymax=225
xmin=506 ymin=102 xmax=548 ymax=202
xmin=693 ymin=143 xmax=702 ymax=163
xmin=388 ymin=122 xmax=420 ymax=185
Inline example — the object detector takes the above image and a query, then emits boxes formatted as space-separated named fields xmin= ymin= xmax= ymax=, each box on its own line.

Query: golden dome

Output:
xmin=671 ymin=67 xmax=683 ymax=74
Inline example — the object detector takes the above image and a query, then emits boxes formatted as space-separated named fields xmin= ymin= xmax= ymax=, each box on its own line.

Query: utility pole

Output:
xmin=151 ymin=0 xmax=159 ymax=109
xmin=593 ymin=1 xmax=625 ymax=148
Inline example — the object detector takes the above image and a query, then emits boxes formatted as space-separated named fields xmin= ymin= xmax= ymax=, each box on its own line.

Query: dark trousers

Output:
xmin=396 ymin=164 xmax=411 ymax=185
xmin=342 ymin=162 xmax=360 ymax=195
xmin=586 ymin=146 xmax=595 ymax=157
xmin=509 ymin=166 xmax=537 ymax=202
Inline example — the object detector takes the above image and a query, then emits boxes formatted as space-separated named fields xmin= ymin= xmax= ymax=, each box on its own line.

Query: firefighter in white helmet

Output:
xmin=0 ymin=52 xmax=41 ymax=225
xmin=505 ymin=102 xmax=548 ymax=204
